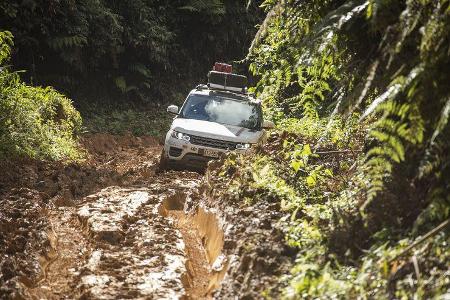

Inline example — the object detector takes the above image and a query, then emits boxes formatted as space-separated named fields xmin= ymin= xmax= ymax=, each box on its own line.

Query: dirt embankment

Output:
xmin=195 ymin=162 xmax=295 ymax=299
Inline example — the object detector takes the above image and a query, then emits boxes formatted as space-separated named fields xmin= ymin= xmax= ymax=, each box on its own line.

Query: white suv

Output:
xmin=160 ymin=85 xmax=274 ymax=170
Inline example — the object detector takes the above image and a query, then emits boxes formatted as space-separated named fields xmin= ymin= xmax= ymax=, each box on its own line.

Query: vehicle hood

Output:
xmin=171 ymin=118 xmax=263 ymax=143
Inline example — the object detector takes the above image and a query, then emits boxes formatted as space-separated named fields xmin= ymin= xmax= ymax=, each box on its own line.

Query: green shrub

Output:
xmin=0 ymin=31 xmax=82 ymax=161
xmin=234 ymin=0 xmax=450 ymax=297
xmin=81 ymin=104 xmax=172 ymax=137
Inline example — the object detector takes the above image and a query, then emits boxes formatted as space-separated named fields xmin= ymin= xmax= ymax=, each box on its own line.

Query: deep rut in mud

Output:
xmin=27 ymin=208 xmax=90 ymax=299
xmin=160 ymin=193 xmax=227 ymax=299
xmin=1 ymin=134 xmax=226 ymax=299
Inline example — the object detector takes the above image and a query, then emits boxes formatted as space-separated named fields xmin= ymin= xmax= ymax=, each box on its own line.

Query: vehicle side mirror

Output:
xmin=167 ymin=105 xmax=179 ymax=115
xmin=262 ymin=120 xmax=275 ymax=129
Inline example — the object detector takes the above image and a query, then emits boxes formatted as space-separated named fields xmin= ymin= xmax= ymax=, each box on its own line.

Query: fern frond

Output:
xmin=48 ymin=35 xmax=87 ymax=50
xmin=362 ymin=65 xmax=424 ymax=119
xmin=431 ymin=96 xmax=450 ymax=144
xmin=418 ymin=96 xmax=450 ymax=178
xmin=178 ymin=0 xmax=225 ymax=15
xmin=0 ymin=31 xmax=13 ymax=65
xmin=361 ymin=96 xmax=426 ymax=208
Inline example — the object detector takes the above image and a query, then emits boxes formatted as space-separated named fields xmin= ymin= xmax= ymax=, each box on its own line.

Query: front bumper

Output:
xmin=164 ymin=135 xmax=248 ymax=168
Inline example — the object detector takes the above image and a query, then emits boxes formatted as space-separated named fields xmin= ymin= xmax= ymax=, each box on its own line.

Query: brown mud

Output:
xmin=0 ymin=134 xmax=224 ymax=299
xmin=0 ymin=133 xmax=291 ymax=299
xmin=201 ymin=161 xmax=296 ymax=299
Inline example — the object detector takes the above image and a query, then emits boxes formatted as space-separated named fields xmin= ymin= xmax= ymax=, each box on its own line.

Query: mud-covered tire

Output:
xmin=158 ymin=148 xmax=169 ymax=172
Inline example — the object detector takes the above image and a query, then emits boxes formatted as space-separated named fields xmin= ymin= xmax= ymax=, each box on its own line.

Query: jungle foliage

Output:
xmin=219 ymin=0 xmax=450 ymax=298
xmin=0 ymin=0 xmax=262 ymax=104
xmin=0 ymin=31 xmax=82 ymax=160
xmin=0 ymin=0 xmax=262 ymax=144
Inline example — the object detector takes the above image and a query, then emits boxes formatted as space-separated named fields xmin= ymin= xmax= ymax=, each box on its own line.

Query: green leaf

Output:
xmin=291 ymin=160 xmax=304 ymax=172
xmin=302 ymin=144 xmax=312 ymax=156
xmin=115 ymin=76 xmax=126 ymax=93
xmin=306 ymin=175 xmax=316 ymax=187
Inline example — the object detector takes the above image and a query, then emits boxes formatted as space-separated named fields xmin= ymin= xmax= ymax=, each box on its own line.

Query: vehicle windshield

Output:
xmin=180 ymin=94 xmax=261 ymax=129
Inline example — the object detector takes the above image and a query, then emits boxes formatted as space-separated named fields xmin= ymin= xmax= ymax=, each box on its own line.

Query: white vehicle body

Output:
xmin=162 ymin=86 xmax=273 ymax=169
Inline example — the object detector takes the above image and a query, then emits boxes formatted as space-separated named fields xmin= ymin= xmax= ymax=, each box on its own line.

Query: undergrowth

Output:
xmin=0 ymin=31 xmax=82 ymax=161
xmin=81 ymin=104 xmax=173 ymax=137
xmin=217 ymin=117 xmax=449 ymax=298
xmin=216 ymin=0 xmax=450 ymax=298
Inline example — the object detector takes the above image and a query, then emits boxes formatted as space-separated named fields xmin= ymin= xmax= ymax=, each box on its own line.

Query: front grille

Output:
xmin=169 ymin=147 xmax=183 ymax=157
xmin=190 ymin=135 xmax=237 ymax=150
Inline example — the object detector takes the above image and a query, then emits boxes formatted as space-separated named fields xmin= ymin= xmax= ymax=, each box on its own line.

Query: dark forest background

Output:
xmin=0 ymin=0 xmax=262 ymax=107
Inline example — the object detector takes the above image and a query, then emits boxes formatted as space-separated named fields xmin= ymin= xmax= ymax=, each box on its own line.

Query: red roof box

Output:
xmin=213 ymin=62 xmax=232 ymax=73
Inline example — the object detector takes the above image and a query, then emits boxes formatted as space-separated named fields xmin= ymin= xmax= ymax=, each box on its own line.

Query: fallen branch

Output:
xmin=389 ymin=218 xmax=450 ymax=263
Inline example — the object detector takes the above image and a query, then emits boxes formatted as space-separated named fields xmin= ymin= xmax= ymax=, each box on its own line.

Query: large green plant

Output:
xmin=242 ymin=0 xmax=450 ymax=298
xmin=250 ymin=0 xmax=450 ymax=216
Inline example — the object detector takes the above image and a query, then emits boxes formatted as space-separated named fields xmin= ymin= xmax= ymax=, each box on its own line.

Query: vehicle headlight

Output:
xmin=236 ymin=143 xmax=252 ymax=150
xmin=171 ymin=130 xmax=190 ymax=142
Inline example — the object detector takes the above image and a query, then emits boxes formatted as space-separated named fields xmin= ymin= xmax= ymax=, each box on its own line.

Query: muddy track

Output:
xmin=1 ymin=134 xmax=294 ymax=299
xmin=0 ymin=134 xmax=227 ymax=299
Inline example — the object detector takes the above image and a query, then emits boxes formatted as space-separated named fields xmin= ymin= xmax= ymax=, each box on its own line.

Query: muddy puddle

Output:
xmin=39 ymin=184 xmax=228 ymax=299
xmin=159 ymin=192 xmax=227 ymax=299
xmin=76 ymin=187 xmax=187 ymax=299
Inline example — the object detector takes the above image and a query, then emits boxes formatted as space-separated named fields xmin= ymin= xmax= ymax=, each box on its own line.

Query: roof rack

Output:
xmin=195 ymin=62 xmax=255 ymax=98
xmin=196 ymin=84 xmax=250 ymax=96
xmin=194 ymin=85 xmax=258 ymax=103
xmin=208 ymin=71 xmax=247 ymax=93
xmin=195 ymin=84 xmax=208 ymax=90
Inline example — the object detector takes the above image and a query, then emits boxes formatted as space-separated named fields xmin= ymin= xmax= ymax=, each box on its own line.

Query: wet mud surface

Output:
xmin=76 ymin=187 xmax=186 ymax=299
xmin=0 ymin=134 xmax=211 ymax=299
xmin=0 ymin=188 xmax=51 ymax=299
xmin=1 ymin=133 xmax=291 ymax=299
